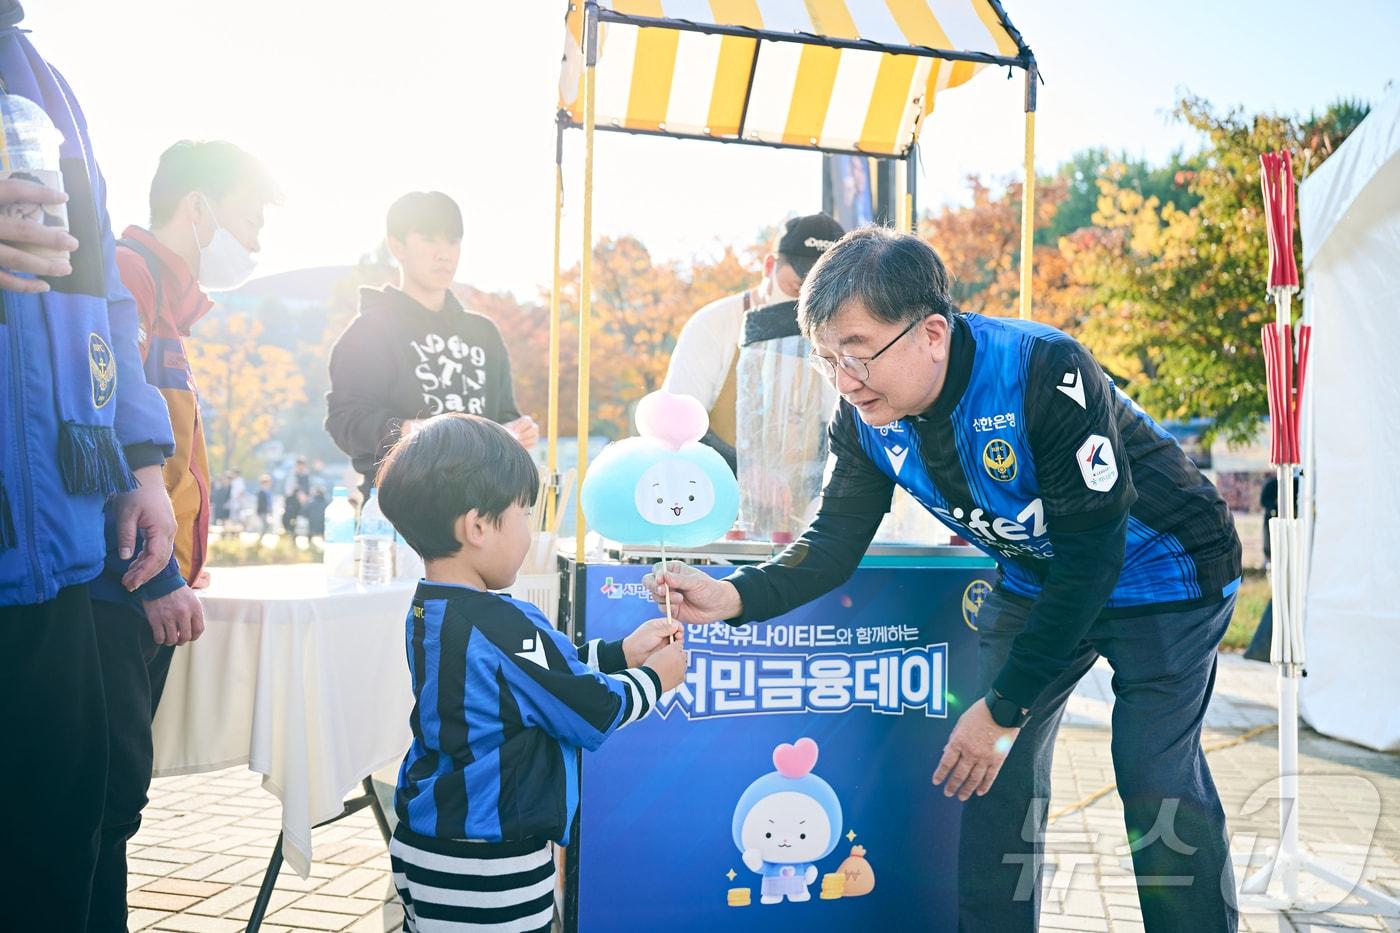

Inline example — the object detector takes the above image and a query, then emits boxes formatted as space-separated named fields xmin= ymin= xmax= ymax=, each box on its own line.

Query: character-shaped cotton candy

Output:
xmin=731 ymin=738 xmax=843 ymax=904
xmin=581 ymin=437 xmax=739 ymax=547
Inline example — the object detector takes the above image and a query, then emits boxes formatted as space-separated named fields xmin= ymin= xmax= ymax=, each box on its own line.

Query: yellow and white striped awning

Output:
xmin=559 ymin=1 xmax=1028 ymax=158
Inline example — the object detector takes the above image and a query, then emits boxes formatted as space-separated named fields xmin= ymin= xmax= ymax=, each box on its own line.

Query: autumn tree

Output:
xmin=1069 ymin=96 xmax=1369 ymax=442
xmin=189 ymin=314 xmax=307 ymax=474
xmin=536 ymin=236 xmax=759 ymax=438
xmin=918 ymin=175 xmax=1085 ymax=332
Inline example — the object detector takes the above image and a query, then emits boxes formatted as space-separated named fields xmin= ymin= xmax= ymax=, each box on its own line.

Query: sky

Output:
xmin=23 ymin=1 xmax=1400 ymax=300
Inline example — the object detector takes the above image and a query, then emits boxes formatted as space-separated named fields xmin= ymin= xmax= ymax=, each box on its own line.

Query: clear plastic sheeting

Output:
xmin=736 ymin=333 xmax=837 ymax=543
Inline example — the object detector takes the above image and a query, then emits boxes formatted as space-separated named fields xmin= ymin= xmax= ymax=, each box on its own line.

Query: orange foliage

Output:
xmin=486 ymin=235 xmax=758 ymax=439
xmin=918 ymin=176 xmax=1086 ymax=332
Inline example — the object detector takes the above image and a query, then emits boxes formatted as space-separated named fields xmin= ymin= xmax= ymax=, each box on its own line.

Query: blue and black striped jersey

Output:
xmin=728 ymin=312 xmax=1241 ymax=708
xmin=838 ymin=313 xmax=1241 ymax=610
xmin=395 ymin=582 xmax=660 ymax=845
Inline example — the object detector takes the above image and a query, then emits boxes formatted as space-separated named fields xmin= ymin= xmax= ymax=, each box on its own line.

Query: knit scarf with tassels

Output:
xmin=0 ymin=25 xmax=132 ymax=553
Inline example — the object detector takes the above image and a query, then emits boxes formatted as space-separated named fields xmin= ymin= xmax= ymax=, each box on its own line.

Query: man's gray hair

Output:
xmin=796 ymin=226 xmax=955 ymax=338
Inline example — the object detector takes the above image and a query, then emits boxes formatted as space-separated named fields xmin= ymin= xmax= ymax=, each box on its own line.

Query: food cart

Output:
xmin=544 ymin=4 xmax=1037 ymax=928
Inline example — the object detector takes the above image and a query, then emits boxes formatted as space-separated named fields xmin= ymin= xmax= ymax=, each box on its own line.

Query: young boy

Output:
xmin=376 ymin=414 xmax=687 ymax=932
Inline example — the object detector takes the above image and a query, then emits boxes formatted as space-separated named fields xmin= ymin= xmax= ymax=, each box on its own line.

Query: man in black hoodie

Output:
xmin=325 ymin=192 xmax=537 ymax=494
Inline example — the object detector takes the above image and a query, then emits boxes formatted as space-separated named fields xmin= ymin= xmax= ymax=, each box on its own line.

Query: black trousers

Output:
xmin=88 ymin=599 xmax=175 ymax=932
xmin=0 ymin=584 xmax=109 ymax=932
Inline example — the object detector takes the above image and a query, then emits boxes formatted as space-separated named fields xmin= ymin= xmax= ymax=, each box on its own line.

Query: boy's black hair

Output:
xmin=376 ymin=414 xmax=538 ymax=560
xmin=386 ymin=190 xmax=463 ymax=242
xmin=149 ymin=140 xmax=280 ymax=227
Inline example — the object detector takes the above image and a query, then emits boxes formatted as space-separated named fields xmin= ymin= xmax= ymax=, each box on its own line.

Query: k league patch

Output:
xmin=1076 ymin=434 xmax=1118 ymax=492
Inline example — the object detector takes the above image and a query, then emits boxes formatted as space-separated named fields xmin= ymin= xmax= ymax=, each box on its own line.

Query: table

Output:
xmin=151 ymin=564 xmax=415 ymax=882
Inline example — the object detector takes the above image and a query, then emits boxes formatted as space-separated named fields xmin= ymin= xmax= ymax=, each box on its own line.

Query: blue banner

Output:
xmin=571 ymin=561 xmax=994 ymax=931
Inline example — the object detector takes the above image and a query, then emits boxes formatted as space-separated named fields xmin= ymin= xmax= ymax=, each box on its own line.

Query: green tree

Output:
xmin=1069 ymin=95 xmax=1369 ymax=443
xmin=1045 ymin=148 xmax=1202 ymax=244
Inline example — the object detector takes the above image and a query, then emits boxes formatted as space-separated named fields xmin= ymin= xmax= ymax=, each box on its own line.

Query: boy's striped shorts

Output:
xmin=390 ymin=824 xmax=555 ymax=932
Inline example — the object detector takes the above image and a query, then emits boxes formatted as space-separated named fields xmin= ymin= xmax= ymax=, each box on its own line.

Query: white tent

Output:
xmin=1298 ymin=87 xmax=1400 ymax=752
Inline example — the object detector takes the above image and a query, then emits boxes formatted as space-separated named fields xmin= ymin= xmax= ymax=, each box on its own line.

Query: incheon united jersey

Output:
xmin=831 ymin=313 xmax=1241 ymax=612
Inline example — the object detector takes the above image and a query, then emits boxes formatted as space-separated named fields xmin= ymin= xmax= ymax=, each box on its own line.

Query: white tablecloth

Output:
xmin=152 ymin=564 xmax=415 ymax=876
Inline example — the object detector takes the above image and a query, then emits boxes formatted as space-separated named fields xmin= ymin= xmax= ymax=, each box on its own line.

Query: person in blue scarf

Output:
xmin=0 ymin=4 xmax=180 ymax=928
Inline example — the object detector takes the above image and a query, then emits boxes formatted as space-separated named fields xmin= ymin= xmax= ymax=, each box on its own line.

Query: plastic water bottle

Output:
xmin=0 ymin=92 xmax=68 ymax=260
xmin=356 ymin=489 xmax=395 ymax=586
xmin=393 ymin=527 xmax=425 ymax=583
xmin=323 ymin=486 xmax=356 ymax=580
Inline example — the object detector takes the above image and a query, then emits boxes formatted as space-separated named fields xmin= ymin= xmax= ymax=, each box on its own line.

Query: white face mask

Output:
xmin=193 ymin=195 xmax=257 ymax=290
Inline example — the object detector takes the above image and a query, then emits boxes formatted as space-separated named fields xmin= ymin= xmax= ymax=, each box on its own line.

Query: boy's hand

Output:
xmin=623 ymin=617 xmax=682 ymax=667
xmin=641 ymin=637 xmax=688 ymax=693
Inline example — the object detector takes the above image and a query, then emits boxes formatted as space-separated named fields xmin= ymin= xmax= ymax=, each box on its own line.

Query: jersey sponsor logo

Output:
xmin=962 ymin=580 xmax=992 ymax=631
xmin=516 ymin=635 xmax=550 ymax=669
xmin=931 ymin=498 xmax=1046 ymax=546
xmin=972 ymin=412 xmax=1017 ymax=432
xmin=1056 ymin=368 xmax=1086 ymax=409
xmin=982 ymin=438 xmax=1018 ymax=483
xmin=1076 ymin=434 xmax=1119 ymax=491
xmin=884 ymin=443 xmax=909 ymax=475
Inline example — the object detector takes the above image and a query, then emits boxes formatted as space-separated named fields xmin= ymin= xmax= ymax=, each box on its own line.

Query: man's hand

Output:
xmin=932 ymin=699 xmax=1021 ymax=801
xmin=623 ymin=617 xmax=683 ymax=667
xmin=504 ymin=416 xmax=540 ymax=450
xmin=0 ymin=177 xmax=78 ymax=292
xmin=114 ymin=465 xmax=177 ymax=591
xmin=142 ymin=585 xmax=205 ymax=647
xmin=642 ymin=560 xmax=742 ymax=625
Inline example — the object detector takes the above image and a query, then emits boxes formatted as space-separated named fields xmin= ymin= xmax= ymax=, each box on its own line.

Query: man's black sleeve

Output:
xmin=991 ymin=513 xmax=1127 ymax=708
xmin=726 ymin=402 xmax=892 ymax=624
xmin=990 ymin=336 xmax=1136 ymax=708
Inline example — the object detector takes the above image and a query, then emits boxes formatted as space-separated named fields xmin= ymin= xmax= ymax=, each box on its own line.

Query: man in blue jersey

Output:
xmin=646 ymin=226 xmax=1242 ymax=932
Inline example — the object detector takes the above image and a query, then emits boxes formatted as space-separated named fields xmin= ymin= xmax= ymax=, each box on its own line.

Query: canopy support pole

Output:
xmin=1019 ymin=57 xmax=1037 ymax=320
xmin=576 ymin=1 xmax=599 ymax=564
xmin=546 ymin=112 xmax=565 ymax=531
xmin=902 ymin=144 xmax=918 ymax=233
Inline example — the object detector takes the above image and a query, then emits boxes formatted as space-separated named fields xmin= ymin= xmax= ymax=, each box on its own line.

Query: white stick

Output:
xmin=660 ymin=541 xmax=675 ymax=642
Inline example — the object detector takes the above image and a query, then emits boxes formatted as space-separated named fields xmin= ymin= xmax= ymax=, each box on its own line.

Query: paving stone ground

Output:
xmin=122 ymin=654 xmax=1400 ymax=932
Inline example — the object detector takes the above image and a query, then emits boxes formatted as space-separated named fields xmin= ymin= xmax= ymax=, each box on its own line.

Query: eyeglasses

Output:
xmin=807 ymin=317 xmax=923 ymax=383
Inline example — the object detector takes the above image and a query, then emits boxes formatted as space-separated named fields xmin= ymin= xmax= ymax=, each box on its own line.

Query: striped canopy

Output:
xmin=559 ymin=1 xmax=1029 ymax=157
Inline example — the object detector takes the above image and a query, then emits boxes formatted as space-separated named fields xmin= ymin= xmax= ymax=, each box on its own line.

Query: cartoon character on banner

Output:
xmin=580 ymin=390 xmax=739 ymax=622
xmin=732 ymin=738 xmax=845 ymax=904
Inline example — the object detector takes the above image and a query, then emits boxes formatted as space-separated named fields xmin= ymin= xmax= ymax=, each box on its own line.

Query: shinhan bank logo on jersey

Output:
xmin=600 ymin=577 xmax=654 ymax=601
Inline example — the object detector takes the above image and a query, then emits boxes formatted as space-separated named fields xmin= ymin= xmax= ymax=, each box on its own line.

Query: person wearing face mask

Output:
xmin=85 ymin=139 xmax=280 ymax=929
xmin=662 ymin=213 xmax=842 ymax=474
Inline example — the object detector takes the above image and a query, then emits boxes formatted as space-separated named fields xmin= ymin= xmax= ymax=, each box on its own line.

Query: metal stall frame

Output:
xmin=546 ymin=8 xmax=1038 ymax=920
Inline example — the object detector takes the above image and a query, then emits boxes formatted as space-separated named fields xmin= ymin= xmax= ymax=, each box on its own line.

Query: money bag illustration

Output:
xmin=837 ymin=844 xmax=876 ymax=897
